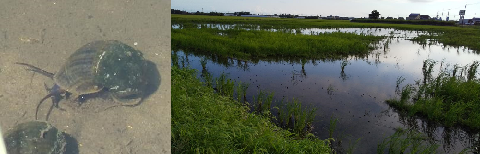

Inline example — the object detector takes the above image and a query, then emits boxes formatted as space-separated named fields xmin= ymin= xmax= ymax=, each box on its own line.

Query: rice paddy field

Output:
xmin=172 ymin=15 xmax=480 ymax=153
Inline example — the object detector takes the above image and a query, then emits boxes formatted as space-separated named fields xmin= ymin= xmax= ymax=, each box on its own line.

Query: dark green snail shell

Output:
xmin=4 ymin=121 xmax=66 ymax=154
xmin=92 ymin=40 xmax=147 ymax=101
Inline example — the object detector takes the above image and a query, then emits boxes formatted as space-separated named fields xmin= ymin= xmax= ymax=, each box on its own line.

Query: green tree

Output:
xmin=369 ymin=10 xmax=380 ymax=19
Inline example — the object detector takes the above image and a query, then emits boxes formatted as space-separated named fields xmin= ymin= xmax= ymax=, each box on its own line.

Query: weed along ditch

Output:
xmin=171 ymin=15 xmax=480 ymax=153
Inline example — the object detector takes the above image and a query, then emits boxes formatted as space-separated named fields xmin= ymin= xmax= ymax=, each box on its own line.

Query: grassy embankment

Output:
xmin=172 ymin=15 xmax=480 ymax=51
xmin=387 ymin=59 xmax=480 ymax=130
xmin=172 ymin=27 xmax=384 ymax=60
xmin=172 ymin=66 xmax=332 ymax=153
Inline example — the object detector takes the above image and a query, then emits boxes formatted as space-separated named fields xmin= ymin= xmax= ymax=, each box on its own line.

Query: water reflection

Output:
xmin=393 ymin=110 xmax=480 ymax=153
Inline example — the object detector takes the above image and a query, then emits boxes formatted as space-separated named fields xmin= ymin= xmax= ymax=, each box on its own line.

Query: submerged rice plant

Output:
xmin=213 ymin=72 xmax=235 ymax=97
xmin=235 ymin=80 xmax=249 ymax=104
xmin=328 ymin=116 xmax=339 ymax=139
xmin=252 ymin=90 xmax=274 ymax=115
xmin=275 ymin=98 xmax=317 ymax=138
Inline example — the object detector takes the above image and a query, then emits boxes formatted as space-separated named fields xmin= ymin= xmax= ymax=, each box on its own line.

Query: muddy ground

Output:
xmin=0 ymin=0 xmax=170 ymax=153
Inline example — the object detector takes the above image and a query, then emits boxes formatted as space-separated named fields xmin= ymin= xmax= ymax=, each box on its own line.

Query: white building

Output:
xmin=458 ymin=18 xmax=480 ymax=25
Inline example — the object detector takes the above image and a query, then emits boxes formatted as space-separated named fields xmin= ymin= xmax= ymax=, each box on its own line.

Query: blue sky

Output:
xmin=172 ymin=0 xmax=480 ymax=20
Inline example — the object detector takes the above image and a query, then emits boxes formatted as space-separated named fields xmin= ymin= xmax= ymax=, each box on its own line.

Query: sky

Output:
xmin=172 ymin=0 xmax=480 ymax=20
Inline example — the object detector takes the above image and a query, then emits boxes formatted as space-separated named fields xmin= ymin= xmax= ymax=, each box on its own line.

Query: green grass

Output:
xmin=172 ymin=27 xmax=384 ymax=60
xmin=386 ymin=59 xmax=480 ymax=130
xmin=172 ymin=14 xmax=480 ymax=51
xmin=172 ymin=66 xmax=332 ymax=153
xmin=274 ymin=98 xmax=317 ymax=138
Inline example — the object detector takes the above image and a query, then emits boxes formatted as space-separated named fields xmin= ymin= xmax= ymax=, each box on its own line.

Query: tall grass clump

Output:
xmin=377 ymin=128 xmax=439 ymax=154
xmin=235 ymin=80 xmax=249 ymax=104
xmin=386 ymin=60 xmax=480 ymax=130
xmin=466 ymin=61 xmax=479 ymax=81
xmin=421 ymin=59 xmax=436 ymax=85
xmin=274 ymin=98 xmax=317 ymax=138
xmin=213 ymin=72 xmax=235 ymax=97
xmin=172 ymin=66 xmax=332 ymax=153
xmin=328 ymin=116 xmax=339 ymax=139
xmin=252 ymin=90 xmax=274 ymax=115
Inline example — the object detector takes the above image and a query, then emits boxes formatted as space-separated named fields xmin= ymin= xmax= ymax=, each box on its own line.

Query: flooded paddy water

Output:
xmin=173 ymin=26 xmax=480 ymax=153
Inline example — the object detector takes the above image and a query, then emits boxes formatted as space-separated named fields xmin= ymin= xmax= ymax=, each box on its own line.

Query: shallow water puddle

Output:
xmin=173 ymin=28 xmax=480 ymax=153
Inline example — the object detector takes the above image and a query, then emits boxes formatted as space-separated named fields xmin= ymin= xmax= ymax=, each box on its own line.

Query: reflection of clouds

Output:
xmin=374 ymin=40 xmax=480 ymax=81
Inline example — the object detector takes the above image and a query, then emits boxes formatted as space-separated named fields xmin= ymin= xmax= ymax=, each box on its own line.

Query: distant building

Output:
xmin=420 ymin=15 xmax=431 ymax=20
xmin=240 ymin=15 xmax=279 ymax=18
xmin=224 ymin=13 xmax=235 ymax=16
xmin=407 ymin=13 xmax=420 ymax=20
xmin=171 ymin=9 xmax=187 ymax=14
xmin=234 ymin=12 xmax=251 ymax=16
xmin=305 ymin=16 xmax=319 ymax=19
xmin=326 ymin=15 xmax=340 ymax=19
xmin=459 ymin=18 xmax=480 ymax=25
xmin=475 ymin=18 xmax=480 ymax=24
xmin=279 ymin=14 xmax=294 ymax=18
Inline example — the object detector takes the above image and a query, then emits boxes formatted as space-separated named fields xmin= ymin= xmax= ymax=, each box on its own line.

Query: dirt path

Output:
xmin=0 ymin=0 xmax=170 ymax=153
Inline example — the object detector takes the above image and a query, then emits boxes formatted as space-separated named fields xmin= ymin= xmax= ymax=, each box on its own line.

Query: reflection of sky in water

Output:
xmin=173 ymin=28 xmax=480 ymax=153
